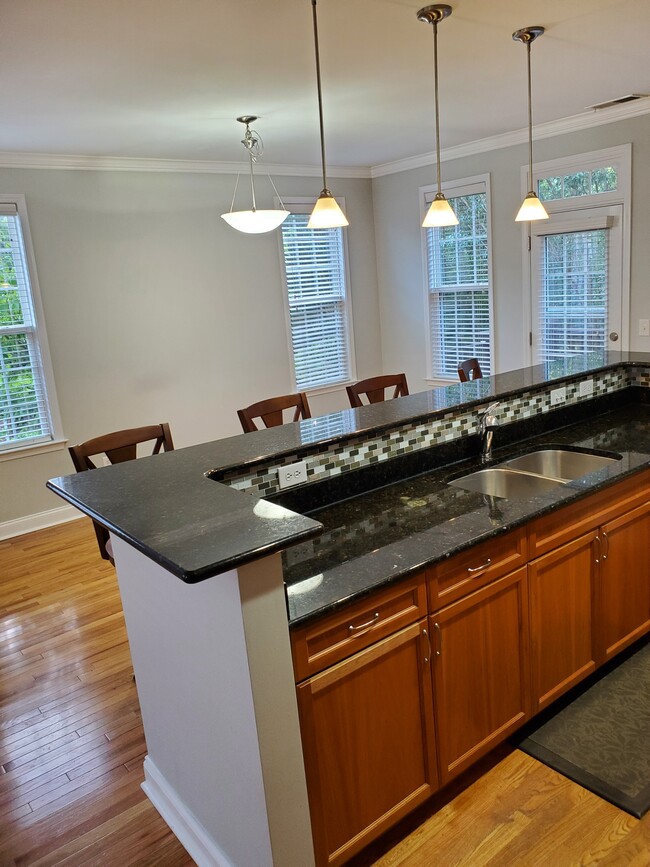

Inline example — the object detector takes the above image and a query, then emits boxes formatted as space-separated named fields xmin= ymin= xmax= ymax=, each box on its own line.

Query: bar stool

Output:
xmin=346 ymin=374 xmax=409 ymax=408
xmin=237 ymin=392 xmax=312 ymax=433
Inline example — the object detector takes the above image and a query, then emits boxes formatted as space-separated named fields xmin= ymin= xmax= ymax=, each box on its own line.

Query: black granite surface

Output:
xmin=282 ymin=398 xmax=650 ymax=626
xmin=46 ymin=353 xmax=650 ymax=589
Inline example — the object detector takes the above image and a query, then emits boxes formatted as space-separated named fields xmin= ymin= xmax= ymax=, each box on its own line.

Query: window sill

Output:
xmin=0 ymin=437 xmax=69 ymax=463
xmin=303 ymin=380 xmax=356 ymax=397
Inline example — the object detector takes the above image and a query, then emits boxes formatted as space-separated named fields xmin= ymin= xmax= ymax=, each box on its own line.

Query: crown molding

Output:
xmin=0 ymin=97 xmax=648 ymax=179
xmin=0 ymin=151 xmax=371 ymax=179
xmin=370 ymin=98 xmax=650 ymax=178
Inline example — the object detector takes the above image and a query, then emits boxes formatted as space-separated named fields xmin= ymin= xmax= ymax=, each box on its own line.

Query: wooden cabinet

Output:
xmin=292 ymin=575 xmax=437 ymax=867
xmin=430 ymin=567 xmax=530 ymax=784
xmin=528 ymin=531 xmax=598 ymax=712
xmin=291 ymin=470 xmax=650 ymax=865
xmin=598 ymin=501 xmax=650 ymax=661
xmin=295 ymin=620 xmax=438 ymax=866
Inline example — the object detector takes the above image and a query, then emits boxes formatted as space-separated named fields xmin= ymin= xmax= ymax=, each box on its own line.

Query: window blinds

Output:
xmin=281 ymin=214 xmax=350 ymax=390
xmin=425 ymin=190 xmax=491 ymax=378
xmin=536 ymin=227 xmax=609 ymax=362
xmin=0 ymin=213 xmax=52 ymax=450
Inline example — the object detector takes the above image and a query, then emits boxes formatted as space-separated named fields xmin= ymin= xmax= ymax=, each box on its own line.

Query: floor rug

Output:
xmin=516 ymin=638 xmax=650 ymax=818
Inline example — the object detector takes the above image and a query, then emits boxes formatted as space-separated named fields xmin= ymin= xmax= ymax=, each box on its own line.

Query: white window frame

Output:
xmin=420 ymin=174 xmax=495 ymax=384
xmin=0 ymin=194 xmax=64 ymax=461
xmin=277 ymin=197 xmax=356 ymax=395
xmin=520 ymin=144 xmax=632 ymax=364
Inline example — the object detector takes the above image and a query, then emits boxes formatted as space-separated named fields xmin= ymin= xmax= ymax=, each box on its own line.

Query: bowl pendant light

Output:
xmin=221 ymin=116 xmax=289 ymax=234
xmin=308 ymin=0 xmax=348 ymax=229
xmin=513 ymin=27 xmax=549 ymax=222
xmin=418 ymin=5 xmax=458 ymax=228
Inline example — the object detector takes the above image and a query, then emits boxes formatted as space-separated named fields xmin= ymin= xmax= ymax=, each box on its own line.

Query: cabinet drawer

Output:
xmin=291 ymin=573 xmax=427 ymax=682
xmin=427 ymin=528 xmax=527 ymax=611
xmin=528 ymin=469 xmax=650 ymax=557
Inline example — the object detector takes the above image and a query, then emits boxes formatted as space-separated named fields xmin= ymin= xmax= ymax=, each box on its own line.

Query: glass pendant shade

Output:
xmin=308 ymin=191 xmax=349 ymax=229
xmin=221 ymin=209 xmax=289 ymax=234
xmin=423 ymin=193 xmax=458 ymax=228
xmin=515 ymin=191 xmax=549 ymax=223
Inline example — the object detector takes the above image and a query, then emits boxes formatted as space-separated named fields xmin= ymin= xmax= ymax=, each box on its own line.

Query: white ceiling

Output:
xmin=2 ymin=0 xmax=649 ymax=170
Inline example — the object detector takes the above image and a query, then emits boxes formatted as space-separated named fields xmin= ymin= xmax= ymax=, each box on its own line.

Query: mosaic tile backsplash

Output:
xmin=222 ymin=365 xmax=635 ymax=497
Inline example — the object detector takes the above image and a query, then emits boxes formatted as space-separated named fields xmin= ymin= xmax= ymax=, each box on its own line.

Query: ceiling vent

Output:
xmin=587 ymin=94 xmax=649 ymax=111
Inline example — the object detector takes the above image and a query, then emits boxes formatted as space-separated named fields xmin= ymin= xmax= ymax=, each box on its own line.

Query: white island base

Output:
xmin=111 ymin=535 xmax=315 ymax=867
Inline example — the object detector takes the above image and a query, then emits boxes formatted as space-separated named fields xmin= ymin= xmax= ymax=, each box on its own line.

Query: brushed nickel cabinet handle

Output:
xmin=433 ymin=621 xmax=442 ymax=656
xmin=467 ymin=558 xmax=492 ymax=575
xmin=602 ymin=530 xmax=609 ymax=561
xmin=348 ymin=612 xmax=379 ymax=633
xmin=595 ymin=534 xmax=601 ymax=565
xmin=422 ymin=627 xmax=431 ymax=664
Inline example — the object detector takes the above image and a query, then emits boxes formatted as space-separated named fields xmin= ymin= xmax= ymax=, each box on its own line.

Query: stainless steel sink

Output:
xmin=448 ymin=467 xmax=564 ymax=499
xmin=449 ymin=448 xmax=622 ymax=499
xmin=503 ymin=449 xmax=620 ymax=481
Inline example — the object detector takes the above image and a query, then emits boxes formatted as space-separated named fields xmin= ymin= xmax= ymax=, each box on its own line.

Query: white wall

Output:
xmin=372 ymin=113 xmax=650 ymax=391
xmin=0 ymin=167 xmax=381 ymax=524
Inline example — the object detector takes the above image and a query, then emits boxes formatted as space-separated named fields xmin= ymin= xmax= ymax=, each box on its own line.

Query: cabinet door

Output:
xmin=599 ymin=501 xmax=650 ymax=661
xmin=296 ymin=620 xmax=438 ymax=867
xmin=528 ymin=531 xmax=598 ymax=712
xmin=431 ymin=567 xmax=530 ymax=785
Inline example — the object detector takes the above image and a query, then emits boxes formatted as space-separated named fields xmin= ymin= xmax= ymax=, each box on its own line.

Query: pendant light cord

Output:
xmin=432 ymin=20 xmax=442 ymax=196
xmin=526 ymin=39 xmax=534 ymax=193
xmin=311 ymin=0 xmax=329 ymax=194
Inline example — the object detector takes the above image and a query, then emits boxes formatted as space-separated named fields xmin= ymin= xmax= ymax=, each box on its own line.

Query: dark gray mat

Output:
xmin=517 ymin=639 xmax=650 ymax=818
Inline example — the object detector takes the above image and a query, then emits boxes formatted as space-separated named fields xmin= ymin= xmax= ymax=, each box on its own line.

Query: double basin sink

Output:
xmin=449 ymin=448 xmax=622 ymax=500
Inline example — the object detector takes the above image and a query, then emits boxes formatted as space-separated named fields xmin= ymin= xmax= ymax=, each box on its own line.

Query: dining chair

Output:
xmin=346 ymin=373 xmax=409 ymax=408
xmin=68 ymin=423 xmax=175 ymax=564
xmin=237 ymin=392 xmax=312 ymax=433
xmin=457 ymin=358 xmax=483 ymax=382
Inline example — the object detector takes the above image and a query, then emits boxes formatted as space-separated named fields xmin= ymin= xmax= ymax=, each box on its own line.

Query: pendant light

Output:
xmin=308 ymin=0 xmax=348 ymax=229
xmin=221 ymin=116 xmax=289 ymax=234
xmin=513 ymin=27 xmax=549 ymax=222
xmin=418 ymin=5 xmax=458 ymax=228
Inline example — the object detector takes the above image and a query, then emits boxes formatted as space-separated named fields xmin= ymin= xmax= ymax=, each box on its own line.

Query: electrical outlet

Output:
xmin=639 ymin=319 xmax=650 ymax=337
xmin=579 ymin=379 xmax=594 ymax=398
xmin=550 ymin=386 xmax=566 ymax=406
xmin=277 ymin=460 xmax=308 ymax=490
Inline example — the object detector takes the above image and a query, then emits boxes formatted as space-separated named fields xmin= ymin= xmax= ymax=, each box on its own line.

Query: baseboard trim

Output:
xmin=0 ymin=504 xmax=82 ymax=541
xmin=142 ymin=756 xmax=235 ymax=867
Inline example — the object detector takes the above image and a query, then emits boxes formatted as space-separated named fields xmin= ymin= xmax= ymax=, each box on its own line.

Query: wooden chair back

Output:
xmin=346 ymin=374 xmax=409 ymax=408
xmin=457 ymin=358 xmax=483 ymax=382
xmin=237 ymin=392 xmax=312 ymax=433
xmin=68 ymin=423 xmax=174 ymax=563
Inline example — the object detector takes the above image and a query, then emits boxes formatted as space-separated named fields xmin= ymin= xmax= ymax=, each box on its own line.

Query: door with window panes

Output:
xmin=531 ymin=207 xmax=623 ymax=363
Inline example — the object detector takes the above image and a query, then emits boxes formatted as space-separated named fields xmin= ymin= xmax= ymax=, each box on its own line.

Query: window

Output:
xmin=422 ymin=177 xmax=493 ymax=380
xmin=279 ymin=199 xmax=354 ymax=391
xmin=525 ymin=146 xmax=630 ymax=363
xmin=0 ymin=197 xmax=62 ymax=455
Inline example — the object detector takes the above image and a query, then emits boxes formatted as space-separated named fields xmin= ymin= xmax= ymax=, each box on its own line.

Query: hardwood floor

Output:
xmin=0 ymin=519 xmax=194 ymax=866
xmin=1 ymin=519 xmax=649 ymax=866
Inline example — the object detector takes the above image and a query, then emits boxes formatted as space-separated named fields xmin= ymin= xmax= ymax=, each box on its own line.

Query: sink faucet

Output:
xmin=478 ymin=402 xmax=500 ymax=464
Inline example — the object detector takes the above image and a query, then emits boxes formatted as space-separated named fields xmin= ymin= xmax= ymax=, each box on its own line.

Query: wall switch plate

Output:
xmin=579 ymin=379 xmax=594 ymax=398
xmin=550 ymin=386 xmax=566 ymax=406
xmin=277 ymin=460 xmax=308 ymax=490
xmin=640 ymin=319 xmax=650 ymax=337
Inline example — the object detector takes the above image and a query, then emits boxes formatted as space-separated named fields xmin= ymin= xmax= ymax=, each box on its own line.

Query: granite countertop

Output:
xmin=283 ymin=401 xmax=650 ymax=626
xmin=46 ymin=351 xmax=650 ymax=587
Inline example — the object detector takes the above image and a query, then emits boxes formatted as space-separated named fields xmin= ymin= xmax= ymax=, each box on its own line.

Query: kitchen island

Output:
xmin=47 ymin=351 xmax=650 ymax=867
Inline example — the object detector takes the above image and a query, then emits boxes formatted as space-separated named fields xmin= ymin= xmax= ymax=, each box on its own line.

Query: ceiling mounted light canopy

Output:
xmin=418 ymin=5 xmax=458 ymax=228
xmin=513 ymin=26 xmax=549 ymax=223
xmin=221 ymin=116 xmax=289 ymax=234
xmin=308 ymin=0 xmax=348 ymax=229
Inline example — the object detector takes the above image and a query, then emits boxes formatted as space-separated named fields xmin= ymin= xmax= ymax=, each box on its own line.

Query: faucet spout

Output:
xmin=478 ymin=402 xmax=500 ymax=464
